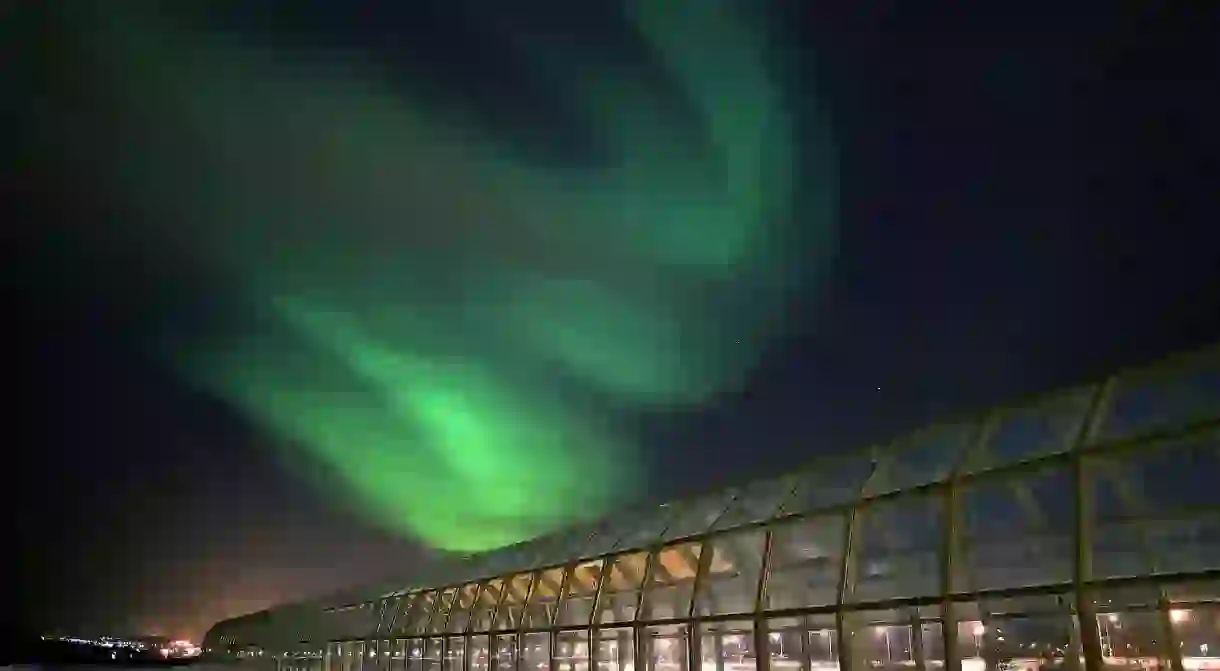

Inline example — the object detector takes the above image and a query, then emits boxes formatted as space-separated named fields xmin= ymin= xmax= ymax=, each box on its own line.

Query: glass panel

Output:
xmin=966 ymin=387 xmax=1094 ymax=472
xmin=767 ymin=616 xmax=840 ymax=671
xmin=713 ymin=477 xmax=796 ymax=532
xmin=408 ymin=640 xmax=426 ymax=671
xmin=958 ymin=465 xmax=1073 ymax=591
xmin=598 ymin=551 xmax=649 ymax=625
xmin=493 ymin=573 xmax=533 ymax=630
xmin=370 ymin=640 xmax=382 ymax=671
xmin=595 ymin=628 xmax=635 ymax=671
xmin=765 ymin=514 xmax=845 ymax=610
xmin=784 ymin=455 xmax=874 ymax=515
xmin=524 ymin=567 xmax=565 ymax=628
xmin=384 ymin=597 xmax=405 ymax=633
xmin=410 ymin=592 xmax=439 ymax=635
xmin=470 ymin=635 xmax=491 ymax=671
xmin=583 ymin=514 xmax=639 ymax=557
xmin=355 ymin=642 xmax=368 ymax=671
xmin=444 ymin=638 xmax=464 ymax=671
xmin=557 ymin=630 xmax=590 ymax=671
xmin=642 ymin=542 xmax=703 ymax=620
xmin=423 ymin=639 xmax=443 ymax=671
xmin=392 ymin=640 xmax=407 ymax=671
xmin=866 ymin=423 xmax=975 ymax=496
xmin=957 ymin=596 xmax=1081 ymax=671
xmin=1090 ymin=436 xmax=1220 ymax=577
xmin=558 ymin=559 xmax=603 ymax=626
xmin=470 ymin=579 xmax=504 ymax=633
xmin=535 ymin=526 xmax=597 ymax=569
xmin=523 ymin=633 xmax=551 ymax=671
xmin=662 ymin=493 xmax=736 ymax=542
xmin=848 ymin=494 xmax=943 ymax=602
xmin=1098 ymin=346 xmax=1220 ymax=443
xmin=695 ymin=528 xmax=766 ymax=616
xmin=1168 ymin=606 xmax=1219 ymax=670
xmin=494 ymin=635 xmax=517 ymax=671
xmin=448 ymin=583 xmax=480 ymax=633
xmin=698 ymin=620 xmax=756 ymax=671
xmin=644 ymin=624 xmax=689 ymax=671
xmin=430 ymin=589 xmax=458 ymax=634
xmin=843 ymin=610 xmax=926 ymax=671
xmin=618 ymin=505 xmax=678 ymax=551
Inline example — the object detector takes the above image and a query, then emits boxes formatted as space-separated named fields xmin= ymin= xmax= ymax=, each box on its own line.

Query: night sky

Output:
xmin=6 ymin=0 xmax=1219 ymax=644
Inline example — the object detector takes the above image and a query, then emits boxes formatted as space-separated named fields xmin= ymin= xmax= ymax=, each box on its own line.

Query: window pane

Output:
xmin=965 ymin=388 xmax=1093 ymax=472
xmin=595 ymin=629 xmax=635 ymax=671
xmin=494 ymin=636 xmax=517 ymax=671
xmin=557 ymin=630 xmax=590 ymax=671
xmin=430 ymin=589 xmax=458 ymax=634
xmin=410 ymin=593 xmax=439 ymax=635
xmin=958 ymin=465 xmax=1073 ymax=590
xmin=848 ymin=494 xmax=943 ymax=602
xmin=392 ymin=640 xmax=407 ymax=671
xmin=643 ymin=542 xmax=703 ymax=620
xmin=523 ymin=567 xmax=564 ymax=628
xmin=1097 ymin=347 xmax=1220 ymax=443
xmin=644 ymin=624 xmax=689 ymax=671
xmin=408 ymin=640 xmax=425 ymax=671
xmin=444 ymin=638 xmax=464 ymax=671
xmin=785 ymin=455 xmax=874 ymax=515
xmin=424 ymin=639 xmax=443 ymax=671
xmin=492 ymin=574 xmax=533 ymax=630
xmin=766 ymin=515 xmax=845 ymax=610
xmin=695 ymin=528 xmax=765 ymax=616
xmin=618 ymin=506 xmax=677 ymax=551
xmin=523 ymin=633 xmax=551 ymax=671
xmin=470 ymin=635 xmax=491 ymax=671
xmin=448 ymin=583 xmax=480 ymax=633
xmin=470 ymin=579 xmax=504 ymax=633
xmin=1090 ymin=437 xmax=1220 ymax=577
xmin=663 ymin=493 xmax=736 ymax=542
xmin=698 ymin=621 xmax=756 ymax=671
xmin=713 ymin=478 xmax=795 ymax=532
xmin=558 ymin=559 xmax=603 ymax=626
xmin=598 ymin=552 xmax=649 ymax=625
xmin=867 ymin=424 xmax=974 ymax=496
xmin=954 ymin=596 xmax=1081 ymax=671
xmin=767 ymin=616 xmax=840 ymax=671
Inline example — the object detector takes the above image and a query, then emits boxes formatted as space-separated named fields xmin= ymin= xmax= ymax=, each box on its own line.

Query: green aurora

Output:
xmin=53 ymin=1 xmax=837 ymax=552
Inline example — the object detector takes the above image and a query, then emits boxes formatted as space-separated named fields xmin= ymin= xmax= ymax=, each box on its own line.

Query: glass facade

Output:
xmin=205 ymin=345 xmax=1220 ymax=671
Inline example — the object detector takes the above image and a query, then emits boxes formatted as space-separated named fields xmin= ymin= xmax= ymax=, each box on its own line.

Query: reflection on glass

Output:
xmin=557 ymin=629 xmax=591 ymax=671
xmin=645 ymin=625 xmax=689 ymax=671
xmin=643 ymin=543 xmax=702 ymax=620
xmin=766 ymin=516 xmax=844 ymax=610
xmin=559 ymin=560 xmax=604 ymax=626
xmin=699 ymin=621 xmax=755 ymax=671
xmin=525 ymin=568 xmax=565 ymax=628
xmin=470 ymin=580 xmax=504 ymax=633
xmin=696 ymin=529 xmax=765 ymax=616
xmin=408 ymin=640 xmax=425 ymax=671
xmin=599 ymin=552 xmax=649 ymax=624
xmin=495 ymin=635 xmax=517 ymax=671
xmin=523 ymin=633 xmax=551 ymax=671
xmin=494 ymin=574 xmax=534 ymax=630
xmin=445 ymin=637 xmax=465 ymax=671
xmin=392 ymin=640 xmax=407 ymax=671
xmin=424 ymin=638 xmax=443 ymax=671
xmin=597 ymin=628 xmax=635 ymax=671
xmin=469 ymin=635 xmax=491 ymax=671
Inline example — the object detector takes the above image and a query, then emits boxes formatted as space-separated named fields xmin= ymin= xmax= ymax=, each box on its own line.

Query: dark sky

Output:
xmin=6 ymin=0 xmax=1219 ymax=643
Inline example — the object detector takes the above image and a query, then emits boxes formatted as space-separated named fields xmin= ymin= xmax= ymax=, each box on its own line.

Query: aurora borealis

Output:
xmin=46 ymin=0 xmax=837 ymax=552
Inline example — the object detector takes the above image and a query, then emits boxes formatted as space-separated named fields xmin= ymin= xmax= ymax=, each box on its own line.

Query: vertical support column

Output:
xmin=835 ymin=506 xmax=857 ymax=671
xmin=635 ymin=550 xmax=656 ymax=671
xmin=1157 ymin=595 xmax=1185 ymax=671
xmin=754 ymin=529 xmax=775 ymax=671
xmin=909 ymin=611 xmax=927 ymax=671
xmin=590 ymin=559 xmax=612 ymax=671
xmin=1073 ymin=379 xmax=1113 ymax=671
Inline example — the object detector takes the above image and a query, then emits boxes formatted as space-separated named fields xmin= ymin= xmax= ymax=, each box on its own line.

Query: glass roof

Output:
xmin=300 ymin=343 xmax=1220 ymax=605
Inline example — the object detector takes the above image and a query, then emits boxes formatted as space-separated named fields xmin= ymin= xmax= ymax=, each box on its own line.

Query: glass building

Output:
xmin=204 ymin=345 xmax=1219 ymax=671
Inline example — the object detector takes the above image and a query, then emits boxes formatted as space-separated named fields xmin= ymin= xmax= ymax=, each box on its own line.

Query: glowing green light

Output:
xmin=56 ymin=1 xmax=837 ymax=552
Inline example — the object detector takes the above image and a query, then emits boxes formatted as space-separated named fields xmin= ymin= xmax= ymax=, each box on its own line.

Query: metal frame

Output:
xmin=208 ymin=345 xmax=1220 ymax=671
